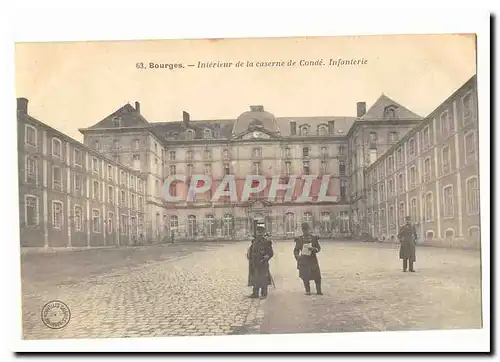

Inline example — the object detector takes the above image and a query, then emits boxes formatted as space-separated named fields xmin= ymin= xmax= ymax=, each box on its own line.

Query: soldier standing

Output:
xmin=247 ymin=225 xmax=274 ymax=299
xmin=398 ymin=216 xmax=418 ymax=272
xmin=294 ymin=222 xmax=323 ymax=295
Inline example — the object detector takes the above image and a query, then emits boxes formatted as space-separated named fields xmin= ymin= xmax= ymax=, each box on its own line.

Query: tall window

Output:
xmin=285 ymin=161 xmax=291 ymax=176
xmin=52 ymin=201 xmax=63 ymax=229
xmin=398 ymin=173 xmax=404 ymax=192
xmin=170 ymin=215 xmax=179 ymax=232
xmin=464 ymin=131 xmax=476 ymax=161
xmin=108 ymin=212 xmax=114 ymax=234
xmin=169 ymin=151 xmax=176 ymax=161
xmin=388 ymin=132 xmax=398 ymax=144
xmin=25 ymin=125 xmax=37 ymax=147
xmin=121 ymin=190 xmax=126 ymax=207
xmin=396 ymin=148 xmax=403 ymax=165
xmin=73 ymin=205 xmax=82 ymax=231
xmin=93 ymin=181 xmax=100 ymax=200
xmin=321 ymin=146 xmax=328 ymax=156
xmin=74 ymin=149 xmax=82 ymax=166
xmin=424 ymin=158 xmax=431 ymax=182
xmin=120 ymin=214 xmax=128 ymax=235
xmin=186 ymin=164 xmax=193 ymax=177
xmin=424 ymin=192 xmax=433 ymax=221
xmin=223 ymin=214 xmax=233 ymax=236
xmin=131 ymin=194 xmax=136 ymax=210
xmin=443 ymin=185 xmax=454 ymax=217
xmin=252 ymin=147 xmax=261 ymax=158
xmin=320 ymin=161 xmax=327 ymax=175
xmin=387 ymin=156 xmax=393 ymax=173
xmin=92 ymin=209 xmax=101 ymax=233
xmin=303 ymin=161 xmax=310 ymax=175
xmin=399 ymin=202 xmax=405 ymax=226
xmin=205 ymin=214 xmax=216 ymax=237
xmin=318 ymin=125 xmax=327 ymax=135
xmin=320 ymin=212 xmax=331 ymax=234
xmin=26 ymin=156 xmax=38 ymax=183
xmin=440 ymin=111 xmax=450 ymax=136
xmin=204 ymin=150 xmax=212 ymax=161
xmin=284 ymin=212 xmax=295 ymax=234
xmin=169 ymin=165 xmax=176 ymax=175
xmin=389 ymin=206 xmax=395 ymax=226
xmin=466 ymin=177 xmax=479 ymax=215
xmin=408 ymin=138 xmax=416 ymax=158
xmin=300 ymin=126 xmax=308 ymax=136
xmin=339 ymin=161 xmax=346 ymax=176
xmin=252 ymin=162 xmax=261 ymax=175
xmin=410 ymin=198 xmax=417 ymax=222
xmin=92 ymin=158 xmax=99 ymax=173
xmin=388 ymin=178 xmax=394 ymax=196
xmin=52 ymin=166 xmax=62 ymax=190
xmin=133 ymin=155 xmax=140 ymax=170
xmin=422 ymin=127 xmax=430 ymax=149
xmin=302 ymin=147 xmax=309 ymax=157
xmin=338 ymin=146 xmax=345 ymax=156
xmin=108 ymin=186 xmax=114 ymax=204
xmin=441 ymin=146 xmax=451 ymax=174
xmin=463 ymin=92 xmax=474 ymax=124
xmin=379 ymin=183 xmax=385 ymax=201
xmin=186 ymin=150 xmax=193 ymax=161
xmin=224 ymin=163 xmax=230 ymax=175
xmin=52 ymin=138 xmax=62 ymax=157
xmin=139 ymin=197 xmax=144 ymax=212
xmin=24 ymin=195 xmax=38 ymax=227
xmin=187 ymin=215 xmax=197 ymax=238
xmin=409 ymin=166 xmax=417 ymax=188
xmin=133 ymin=139 xmax=140 ymax=150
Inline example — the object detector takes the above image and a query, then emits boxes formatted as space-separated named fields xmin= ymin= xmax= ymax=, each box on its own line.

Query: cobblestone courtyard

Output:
xmin=20 ymin=240 xmax=482 ymax=339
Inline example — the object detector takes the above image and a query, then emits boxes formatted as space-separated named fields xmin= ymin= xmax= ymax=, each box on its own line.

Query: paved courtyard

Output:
xmin=20 ymin=240 xmax=483 ymax=339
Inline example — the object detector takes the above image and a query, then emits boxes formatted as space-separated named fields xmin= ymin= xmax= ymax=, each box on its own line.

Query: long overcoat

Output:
xmin=398 ymin=224 xmax=417 ymax=261
xmin=247 ymin=237 xmax=274 ymax=288
xmin=293 ymin=235 xmax=322 ymax=281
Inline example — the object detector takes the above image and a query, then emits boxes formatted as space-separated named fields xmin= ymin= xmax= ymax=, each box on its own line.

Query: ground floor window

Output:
xmin=205 ymin=214 xmax=216 ymax=236
xmin=223 ymin=214 xmax=233 ymax=236
xmin=187 ymin=215 xmax=197 ymax=238
xmin=284 ymin=212 xmax=295 ymax=234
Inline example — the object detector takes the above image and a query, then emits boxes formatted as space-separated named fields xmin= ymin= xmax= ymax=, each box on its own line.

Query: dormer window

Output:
xmin=112 ymin=116 xmax=122 ymax=128
xmin=299 ymin=126 xmax=309 ymax=136
xmin=186 ymin=129 xmax=195 ymax=140
xmin=203 ymin=129 xmax=212 ymax=139
xmin=384 ymin=106 xmax=397 ymax=120
xmin=318 ymin=125 xmax=328 ymax=136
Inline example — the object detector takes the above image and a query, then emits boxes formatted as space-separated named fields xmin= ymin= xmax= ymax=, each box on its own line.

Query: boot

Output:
xmin=403 ymin=258 xmax=408 ymax=272
xmin=249 ymin=286 xmax=259 ymax=298
xmin=260 ymin=287 xmax=268 ymax=299
xmin=315 ymin=280 xmax=323 ymax=295
xmin=303 ymin=280 xmax=311 ymax=295
xmin=409 ymin=260 xmax=415 ymax=272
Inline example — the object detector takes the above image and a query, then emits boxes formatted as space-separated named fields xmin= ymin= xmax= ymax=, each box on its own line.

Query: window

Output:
xmin=107 ymin=165 xmax=113 ymax=180
xmin=462 ymin=92 xmax=474 ymax=124
xmin=108 ymin=186 xmax=114 ymax=204
xmin=284 ymin=161 xmax=291 ymax=176
xmin=25 ymin=125 xmax=37 ymax=147
xmin=92 ymin=209 xmax=100 ymax=233
xmin=252 ymin=162 xmax=261 ymax=175
xmin=187 ymin=150 xmax=193 ymax=161
xmin=94 ymin=140 xmax=99 ymax=151
xmin=388 ymin=132 xmax=398 ymax=144
xmin=384 ymin=107 xmax=396 ymax=119
xmin=223 ymin=214 xmax=234 ymax=236
xmin=170 ymin=215 xmax=179 ymax=232
xmin=443 ymin=185 xmax=454 ymax=217
xmin=74 ymin=174 xmax=82 ymax=193
xmin=339 ymin=161 xmax=346 ymax=176
xmin=464 ymin=131 xmax=476 ymax=161
xmin=73 ymin=149 xmax=82 ymax=166
xmin=131 ymin=194 xmax=136 ymax=210
xmin=388 ymin=206 xmax=395 ymax=226
xmin=154 ymin=143 xmax=158 ymax=154
xmin=424 ymin=192 xmax=433 ymax=221
xmin=441 ymin=146 xmax=451 ymax=174
xmin=186 ymin=164 xmax=193 ymax=177
xmin=338 ymin=146 xmax=345 ymax=156
xmin=408 ymin=138 xmax=416 ymax=157
xmin=108 ymin=212 xmax=114 ymax=234
xmin=380 ymin=208 xmax=386 ymax=225
xmin=204 ymin=150 xmax=212 ymax=160
xmin=52 ymin=166 xmax=62 ymax=190
xmin=440 ymin=111 xmax=450 ymax=136
xmin=133 ymin=155 xmax=140 ymax=170
xmin=423 ymin=157 xmax=431 ymax=182
xmin=187 ymin=215 xmax=197 ymax=237
xmin=410 ymin=198 xmax=417 ymax=222
xmin=222 ymin=149 xmax=229 ymax=159
xmin=121 ymin=190 xmax=126 ymax=207
xmin=120 ymin=171 xmax=125 ymax=186
xmin=24 ymin=195 xmax=38 ymax=227
xmin=302 ymin=147 xmax=310 ymax=157
xmin=252 ymin=148 xmax=261 ymax=158
xmin=26 ymin=156 xmax=38 ymax=183
xmin=318 ymin=125 xmax=327 ymax=136
xmin=466 ymin=177 xmax=479 ymax=215
xmin=52 ymin=201 xmax=63 ymax=229
xmin=113 ymin=140 xmax=119 ymax=151
xmin=398 ymin=202 xmax=405 ymax=226
xmin=396 ymin=148 xmax=403 ymax=165
xmin=422 ymin=127 xmax=430 ymax=149
xmin=409 ymin=166 xmax=417 ymax=188
xmin=320 ymin=212 xmax=331 ymax=234
xmin=300 ymin=126 xmax=308 ymax=136
xmin=387 ymin=156 xmax=394 ymax=173
xmin=379 ymin=184 xmax=385 ymax=201
xmin=204 ymin=164 xmax=212 ymax=175
xmin=321 ymin=146 xmax=328 ymax=156
xmin=340 ymin=180 xmax=347 ymax=198
xmin=205 ymin=214 xmax=216 ymax=237
xmin=303 ymin=161 xmax=310 ymax=175
xmin=284 ymin=212 xmax=295 ymax=234
xmin=320 ymin=161 xmax=327 ymax=175
xmin=388 ymin=178 xmax=394 ymax=196
xmin=73 ymin=205 xmax=82 ymax=231
xmin=133 ymin=139 xmax=140 ymax=150
xmin=52 ymin=138 xmax=62 ymax=157
xmin=92 ymin=157 xmax=99 ymax=173
xmin=186 ymin=129 xmax=195 ymax=140
xmin=120 ymin=214 xmax=128 ymax=235
xmin=112 ymin=116 xmax=122 ymax=127
xmin=139 ymin=197 xmax=144 ymax=212
xmin=169 ymin=165 xmax=176 ymax=175
xmin=224 ymin=163 xmax=230 ymax=175
xmin=92 ymin=180 xmax=99 ymax=200
xmin=398 ymin=173 xmax=404 ymax=192
xmin=169 ymin=151 xmax=176 ymax=161
xmin=369 ymin=132 xmax=377 ymax=144
xmin=204 ymin=129 xmax=212 ymax=139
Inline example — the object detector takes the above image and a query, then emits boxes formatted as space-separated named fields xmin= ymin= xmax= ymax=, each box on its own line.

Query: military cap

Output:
xmin=256 ymin=225 xmax=266 ymax=231
xmin=301 ymin=222 xmax=310 ymax=230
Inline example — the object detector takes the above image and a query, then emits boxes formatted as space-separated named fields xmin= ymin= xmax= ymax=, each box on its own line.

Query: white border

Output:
xmin=3 ymin=3 xmax=491 ymax=355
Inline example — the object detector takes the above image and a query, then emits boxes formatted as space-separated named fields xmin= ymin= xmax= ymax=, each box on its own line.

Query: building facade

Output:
xmin=17 ymin=74 xmax=480 ymax=248
xmin=18 ymin=99 xmax=148 ymax=248
xmin=364 ymin=75 xmax=480 ymax=248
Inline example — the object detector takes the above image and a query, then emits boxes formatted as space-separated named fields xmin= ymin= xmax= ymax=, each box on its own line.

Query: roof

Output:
xmin=360 ymin=94 xmax=422 ymax=121
xmin=86 ymin=103 xmax=150 ymax=129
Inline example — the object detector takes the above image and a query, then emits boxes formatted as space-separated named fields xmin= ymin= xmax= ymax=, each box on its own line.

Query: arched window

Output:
xmin=204 ymin=129 xmax=212 ymax=139
xmin=318 ymin=125 xmax=328 ymax=136
xmin=284 ymin=212 xmax=295 ymax=234
xmin=384 ymin=107 xmax=396 ymax=119
xmin=186 ymin=129 xmax=195 ymax=140
xmin=187 ymin=215 xmax=197 ymax=237
xmin=223 ymin=214 xmax=234 ymax=236
xmin=300 ymin=126 xmax=308 ymax=136
xmin=444 ymin=229 xmax=454 ymax=240
xmin=205 ymin=214 xmax=216 ymax=237
xmin=426 ymin=230 xmax=434 ymax=240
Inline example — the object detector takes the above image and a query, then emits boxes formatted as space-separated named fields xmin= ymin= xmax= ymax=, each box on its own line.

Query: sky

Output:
xmin=15 ymin=34 xmax=476 ymax=141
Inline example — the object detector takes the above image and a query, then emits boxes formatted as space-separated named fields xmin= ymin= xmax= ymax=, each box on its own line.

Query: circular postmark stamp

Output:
xmin=41 ymin=300 xmax=71 ymax=329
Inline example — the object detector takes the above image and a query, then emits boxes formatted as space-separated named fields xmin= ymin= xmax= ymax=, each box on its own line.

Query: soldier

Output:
xmin=247 ymin=225 xmax=274 ymax=299
xmin=294 ymin=222 xmax=323 ymax=295
xmin=398 ymin=216 xmax=418 ymax=272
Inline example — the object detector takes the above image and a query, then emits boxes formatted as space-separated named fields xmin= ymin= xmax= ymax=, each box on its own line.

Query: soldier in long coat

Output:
xmin=247 ymin=225 xmax=274 ymax=299
xmin=398 ymin=216 xmax=418 ymax=272
xmin=293 ymin=222 xmax=323 ymax=295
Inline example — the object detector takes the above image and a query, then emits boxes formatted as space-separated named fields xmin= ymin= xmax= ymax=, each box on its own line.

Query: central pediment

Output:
xmin=233 ymin=127 xmax=280 ymax=141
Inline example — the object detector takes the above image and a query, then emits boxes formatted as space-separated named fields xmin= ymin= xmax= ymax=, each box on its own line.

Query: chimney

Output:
xmin=328 ymin=120 xmax=335 ymax=135
xmin=183 ymin=111 xmax=190 ymax=128
xmin=135 ymin=101 xmax=141 ymax=114
xmin=17 ymin=98 xmax=28 ymax=115
xmin=290 ymin=121 xmax=297 ymax=136
xmin=250 ymin=105 xmax=264 ymax=112
xmin=357 ymin=102 xmax=366 ymax=117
